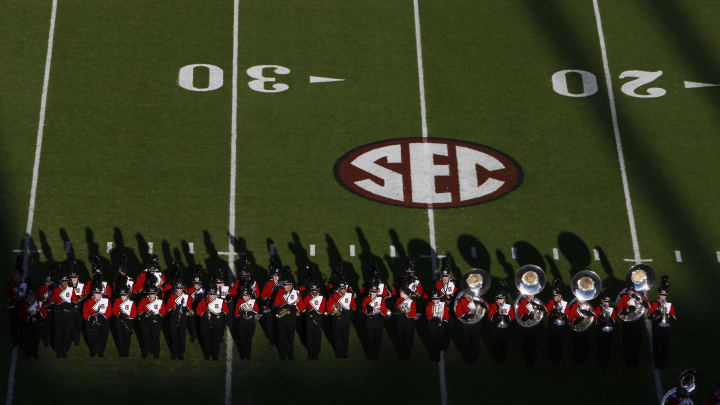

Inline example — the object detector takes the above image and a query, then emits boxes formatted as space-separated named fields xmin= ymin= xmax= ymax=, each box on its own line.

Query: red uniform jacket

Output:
xmin=260 ymin=281 xmax=279 ymax=301
xmin=273 ymin=289 xmax=300 ymax=310
xmin=326 ymin=291 xmax=357 ymax=315
xmin=112 ymin=299 xmax=138 ymax=319
xmin=36 ymin=284 xmax=52 ymax=302
xmin=17 ymin=300 xmax=47 ymax=321
xmin=196 ymin=297 xmax=229 ymax=317
xmin=426 ymin=300 xmax=450 ymax=321
xmin=455 ymin=295 xmax=488 ymax=318
xmin=393 ymin=279 xmax=423 ymax=298
xmin=165 ymin=292 xmax=193 ymax=312
xmin=648 ymin=300 xmax=677 ymax=320
xmin=394 ymin=297 xmax=418 ymax=319
xmin=516 ymin=298 xmax=543 ymax=318
xmin=299 ymin=294 xmax=326 ymax=314
xmin=70 ymin=281 xmax=86 ymax=300
xmin=82 ymin=297 xmax=110 ymax=320
xmin=138 ymin=297 xmax=166 ymax=317
xmin=229 ymin=280 xmax=260 ymax=298
xmin=566 ymin=302 xmax=595 ymax=323
xmin=593 ymin=305 xmax=617 ymax=322
xmin=132 ymin=272 xmax=148 ymax=293
xmin=49 ymin=286 xmax=79 ymax=305
xmin=359 ymin=282 xmax=391 ymax=298
xmin=361 ymin=296 xmax=389 ymax=316
xmin=82 ymin=281 xmax=112 ymax=298
xmin=487 ymin=302 xmax=514 ymax=322
xmin=235 ymin=297 xmax=259 ymax=316
xmin=429 ymin=279 xmax=458 ymax=299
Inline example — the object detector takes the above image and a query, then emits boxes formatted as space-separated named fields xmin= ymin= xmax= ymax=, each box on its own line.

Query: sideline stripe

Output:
xmin=412 ymin=1 xmax=446 ymax=405
xmin=6 ymin=1 xmax=59 ymax=404
xmin=591 ymin=0 xmax=662 ymax=402
xmin=225 ymin=0 xmax=239 ymax=404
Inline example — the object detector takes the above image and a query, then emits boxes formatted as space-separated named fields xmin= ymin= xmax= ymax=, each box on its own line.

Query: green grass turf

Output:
xmin=1 ymin=0 xmax=720 ymax=403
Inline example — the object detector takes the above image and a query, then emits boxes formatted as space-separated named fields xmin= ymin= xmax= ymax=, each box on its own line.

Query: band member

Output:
xmin=82 ymin=262 xmax=113 ymax=298
xmin=49 ymin=274 xmax=78 ymax=358
xmin=260 ymin=265 xmax=281 ymax=345
xmin=328 ymin=259 xmax=352 ymax=293
xmin=230 ymin=258 xmax=260 ymax=299
xmin=648 ymin=276 xmax=677 ymax=369
xmin=36 ymin=273 xmax=54 ymax=346
xmin=326 ymin=281 xmax=356 ymax=358
xmin=6 ymin=256 xmax=27 ymax=347
xmin=112 ymin=255 xmax=134 ymax=296
xmin=186 ymin=266 xmax=205 ymax=343
xmin=111 ymin=286 xmax=136 ymax=357
xmin=234 ymin=287 xmax=259 ymax=360
xmin=165 ymin=280 xmax=193 ymax=360
xmin=17 ymin=287 xmax=46 ymax=358
xmin=196 ymin=287 xmax=229 ymax=360
xmin=566 ymin=298 xmax=595 ymax=365
xmin=82 ymin=283 xmax=110 ymax=357
xmin=68 ymin=264 xmax=84 ymax=347
xmin=298 ymin=283 xmax=325 ymax=360
xmin=593 ymin=293 xmax=616 ymax=367
xmin=516 ymin=293 xmax=546 ymax=366
xmin=487 ymin=283 xmax=513 ymax=363
xmin=359 ymin=263 xmax=390 ymax=299
xmin=394 ymin=285 xmax=418 ymax=360
xmin=273 ymin=276 xmax=300 ymax=360
xmin=454 ymin=285 xmax=488 ymax=363
xmin=426 ymin=290 xmax=450 ymax=362
xmin=431 ymin=259 xmax=458 ymax=302
xmin=361 ymin=284 xmax=390 ymax=360
xmin=545 ymin=281 xmax=567 ymax=366
xmin=617 ymin=282 xmax=649 ymax=367
xmin=394 ymin=258 xmax=423 ymax=299
xmin=138 ymin=285 xmax=166 ymax=359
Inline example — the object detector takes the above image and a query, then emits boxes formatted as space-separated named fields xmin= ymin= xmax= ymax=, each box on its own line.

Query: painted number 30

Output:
xmin=178 ymin=64 xmax=290 ymax=93
xmin=552 ymin=69 xmax=666 ymax=98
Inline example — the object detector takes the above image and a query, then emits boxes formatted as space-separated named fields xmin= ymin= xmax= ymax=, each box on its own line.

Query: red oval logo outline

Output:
xmin=334 ymin=138 xmax=523 ymax=208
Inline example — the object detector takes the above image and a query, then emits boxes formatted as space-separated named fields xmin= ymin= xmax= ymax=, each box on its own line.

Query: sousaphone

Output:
xmin=454 ymin=268 xmax=492 ymax=324
xmin=568 ymin=270 xmax=601 ymax=332
xmin=616 ymin=264 xmax=655 ymax=322
xmin=513 ymin=265 xmax=547 ymax=328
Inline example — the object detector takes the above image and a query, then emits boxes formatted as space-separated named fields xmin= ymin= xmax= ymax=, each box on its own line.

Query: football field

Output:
xmin=2 ymin=0 xmax=720 ymax=404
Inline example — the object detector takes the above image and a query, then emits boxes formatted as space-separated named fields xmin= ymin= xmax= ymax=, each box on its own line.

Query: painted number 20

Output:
xmin=552 ymin=69 xmax=666 ymax=98
xmin=178 ymin=64 xmax=290 ymax=93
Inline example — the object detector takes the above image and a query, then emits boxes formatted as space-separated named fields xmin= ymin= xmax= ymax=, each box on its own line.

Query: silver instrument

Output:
xmin=454 ymin=268 xmax=492 ymax=325
xmin=616 ymin=264 xmax=655 ymax=322
xmin=496 ymin=303 xmax=509 ymax=329
xmin=549 ymin=300 xmax=567 ymax=326
xmin=598 ymin=306 xmax=615 ymax=332
xmin=513 ymin=265 xmax=547 ymax=328
xmin=568 ymin=270 xmax=601 ymax=332
xmin=661 ymin=369 xmax=696 ymax=405
xmin=659 ymin=301 xmax=671 ymax=328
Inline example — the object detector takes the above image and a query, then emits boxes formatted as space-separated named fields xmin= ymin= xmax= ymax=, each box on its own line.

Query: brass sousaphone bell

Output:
xmin=568 ymin=270 xmax=601 ymax=332
xmin=617 ymin=264 xmax=655 ymax=322
xmin=454 ymin=268 xmax=492 ymax=325
xmin=513 ymin=265 xmax=547 ymax=328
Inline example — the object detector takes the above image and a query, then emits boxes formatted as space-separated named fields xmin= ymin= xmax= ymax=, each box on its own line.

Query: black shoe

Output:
xmin=33 ymin=353 xmax=39 ymax=359
xmin=142 ymin=353 xmax=148 ymax=359
xmin=56 ymin=353 xmax=61 ymax=358
xmin=99 ymin=353 xmax=104 ymax=358
xmin=154 ymin=354 xmax=159 ymax=359
xmin=171 ymin=355 xmax=176 ymax=360
xmin=90 ymin=352 xmax=96 ymax=357
xmin=62 ymin=353 xmax=68 ymax=358
xmin=204 ymin=355 xmax=210 ymax=360
xmin=212 ymin=356 xmax=219 ymax=360
xmin=179 ymin=355 xmax=184 ymax=360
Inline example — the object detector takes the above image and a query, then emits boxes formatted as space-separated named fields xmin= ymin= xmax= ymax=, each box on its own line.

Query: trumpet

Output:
xmin=658 ymin=301 xmax=670 ymax=327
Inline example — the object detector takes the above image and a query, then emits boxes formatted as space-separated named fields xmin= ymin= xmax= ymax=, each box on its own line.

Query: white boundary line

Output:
xmin=225 ymin=1 xmax=239 ymax=404
xmin=591 ymin=1 xmax=662 ymax=402
xmin=6 ymin=1 xmax=58 ymax=404
xmin=412 ymin=1 xmax=446 ymax=405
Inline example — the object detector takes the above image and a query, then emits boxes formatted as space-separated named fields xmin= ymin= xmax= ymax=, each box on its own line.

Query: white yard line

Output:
xmin=6 ymin=1 xmax=58 ymax=405
xmin=591 ymin=1 xmax=662 ymax=402
xmin=412 ymin=1 xmax=446 ymax=405
xmin=225 ymin=0 xmax=239 ymax=404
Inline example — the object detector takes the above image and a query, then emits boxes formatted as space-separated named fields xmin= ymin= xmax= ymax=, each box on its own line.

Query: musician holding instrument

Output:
xmin=648 ymin=275 xmax=677 ymax=369
xmin=617 ymin=264 xmax=653 ymax=368
xmin=67 ymin=262 xmax=85 ymax=347
xmin=593 ymin=293 xmax=616 ymax=367
xmin=36 ymin=272 xmax=54 ymax=347
xmin=17 ymin=287 xmax=47 ymax=359
xmin=48 ymin=273 xmax=78 ymax=358
xmin=272 ymin=275 xmax=300 ymax=360
xmin=234 ymin=287 xmax=259 ymax=360
xmin=195 ymin=287 xmax=229 ymax=360
xmin=326 ymin=281 xmax=356 ymax=359
xmin=6 ymin=256 xmax=27 ymax=348
xmin=566 ymin=271 xmax=601 ymax=365
xmin=137 ymin=285 xmax=167 ymax=359
xmin=487 ymin=282 xmax=513 ymax=363
xmin=361 ymin=284 xmax=390 ymax=360
xmin=394 ymin=285 xmax=418 ymax=360
xmin=394 ymin=257 xmax=424 ymax=300
xmin=110 ymin=285 xmax=137 ymax=357
xmin=165 ymin=279 xmax=193 ymax=360
xmin=360 ymin=263 xmax=390 ymax=299
xmin=82 ymin=283 xmax=111 ymax=358
xmin=299 ymin=283 xmax=325 ymax=360
xmin=186 ymin=266 xmax=205 ymax=344
xmin=431 ymin=259 xmax=458 ymax=303
xmin=454 ymin=268 xmax=491 ymax=364
xmin=544 ymin=280 xmax=567 ymax=366
xmin=259 ymin=262 xmax=281 ymax=345
xmin=426 ymin=290 xmax=450 ymax=362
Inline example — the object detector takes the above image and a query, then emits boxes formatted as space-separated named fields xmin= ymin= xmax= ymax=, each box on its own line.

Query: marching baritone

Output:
xmin=394 ymin=285 xmax=418 ymax=360
xmin=545 ymin=280 xmax=567 ymax=366
xmin=82 ymin=283 xmax=110 ymax=357
xmin=48 ymin=274 xmax=78 ymax=358
xmin=260 ymin=264 xmax=281 ymax=345
xmin=17 ymin=287 xmax=47 ymax=358
xmin=165 ymin=280 xmax=193 ymax=360
xmin=593 ymin=293 xmax=616 ymax=367
xmin=648 ymin=275 xmax=677 ymax=369
xmin=196 ymin=287 xmax=230 ymax=360
xmin=299 ymin=283 xmax=325 ymax=360
xmin=617 ymin=284 xmax=651 ymax=367
xmin=326 ymin=281 xmax=356 ymax=359
xmin=234 ymin=287 xmax=259 ymax=360
xmin=186 ymin=266 xmax=205 ymax=343
xmin=273 ymin=276 xmax=301 ymax=360
xmin=487 ymin=283 xmax=513 ymax=363
xmin=566 ymin=270 xmax=602 ymax=366
xmin=514 ymin=265 xmax=548 ymax=367
xmin=361 ymin=284 xmax=390 ymax=360
xmin=138 ymin=285 xmax=166 ymax=359
xmin=426 ymin=290 xmax=450 ymax=362
xmin=454 ymin=269 xmax=491 ymax=363
xmin=6 ymin=256 xmax=28 ymax=347
xmin=111 ymin=286 xmax=137 ymax=357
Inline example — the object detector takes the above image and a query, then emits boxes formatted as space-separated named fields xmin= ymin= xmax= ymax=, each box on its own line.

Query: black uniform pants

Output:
xmin=261 ymin=310 xmax=276 ymax=345
xmin=427 ymin=319 xmax=447 ymax=362
xmin=84 ymin=316 xmax=109 ymax=356
xmin=8 ymin=308 xmax=20 ymax=346
xmin=305 ymin=314 xmax=322 ymax=360
xmin=652 ymin=325 xmax=671 ymax=369
xmin=234 ymin=316 xmax=255 ymax=359
xmin=572 ymin=328 xmax=592 ymax=365
xmin=20 ymin=320 xmax=42 ymax=358
xmin=188 ymin=312 xmax=198 ymax=343
xmin=365 ymin=316 xmax=384 ymax=360
xmin=52 ymin=309 xmax=74 ymax=357
xmin=114 ymin=316 xmax=133 ymax=356
xmin=520 ymin=325 xmax=540 ymax=366
xmin=42 ymin=309 xmax=52 ymax=346
xmin=458 ymin=321 xmax=482 ymax=363
xmin=548 ymin=323 xmax=565 ymax=365
xmin=140 ymin=316 xmax=163 ymax=358
xmin=72 ymin=309 xmax=82 ymax=345
xmin=596 ymin=329 xmax=613 ymax=367
xmin=168 ymin=312 xmax=187 ymax=358
xmin=622 ymin=320 xmax=643 ymax=367
xmin=490 ymin=325 xmax=510 ymax=363
xmin=396 ymin=316 xmax=415 ymax=360
xmin=200 ymin=314 xmax=225 ymax=359
xmin=276 ymin=313 xmax=297 ymax=360
xmin=332 ymin=313 xmax=352 ymax=358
